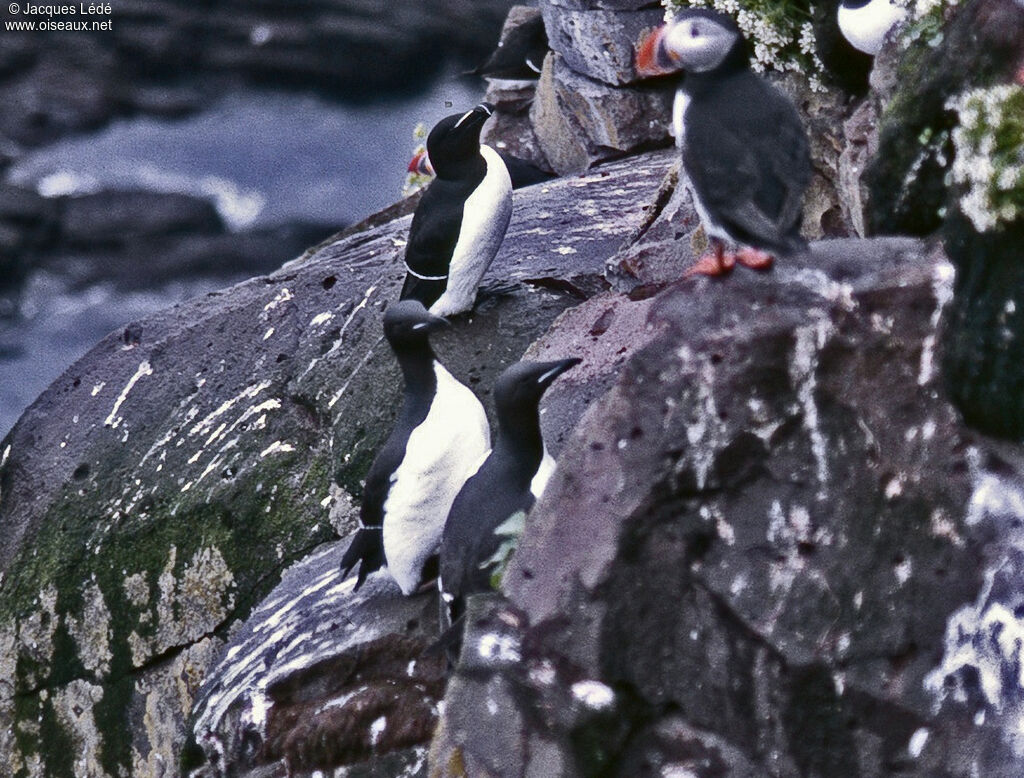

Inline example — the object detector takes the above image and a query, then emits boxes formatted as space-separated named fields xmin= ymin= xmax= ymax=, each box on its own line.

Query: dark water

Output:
xmin=0 ymin=79 xmax=480 ymax=438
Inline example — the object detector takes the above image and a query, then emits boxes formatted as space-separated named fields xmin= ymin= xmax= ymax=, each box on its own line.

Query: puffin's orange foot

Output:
xmin=735 ymin=247 xmax=774 ymax=271
xmin=684 ymin=251 xmax=736 ymax=278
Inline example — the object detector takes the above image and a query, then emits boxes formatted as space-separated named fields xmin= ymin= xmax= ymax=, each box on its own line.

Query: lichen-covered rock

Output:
xmin=864 ymin=0 xmax=1024 ymax=442
xmin=539 ymin=2 xmax=665 ymax=86
xmin=0 ymin=150 xmax=672 ymax=777
xmin=184 ymin=542 xmax=445 ymax=777
xmin=865 ymin=0 xmax=1024 ymax=236
xmin=430 ymin=234 xmax=1024 ymax=776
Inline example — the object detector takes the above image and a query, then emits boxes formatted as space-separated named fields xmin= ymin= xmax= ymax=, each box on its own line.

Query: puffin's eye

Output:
xmin=691 ymin=25 xmax=701 ymax=37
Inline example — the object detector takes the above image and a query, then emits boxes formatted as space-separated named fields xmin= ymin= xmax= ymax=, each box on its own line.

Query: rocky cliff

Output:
xmin=1 ymin=0 xmax=1023 ymax=776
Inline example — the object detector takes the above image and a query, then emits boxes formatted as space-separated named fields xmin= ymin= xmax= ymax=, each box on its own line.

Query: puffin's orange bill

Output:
xmin=407 ymin=150 xmax=435 ymax=175
xmin=636 ymin=25 xmax=674 ymax=77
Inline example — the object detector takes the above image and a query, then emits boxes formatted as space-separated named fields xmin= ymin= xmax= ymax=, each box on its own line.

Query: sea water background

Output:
xmin=0 ymin=77 xmax=479 ymax=437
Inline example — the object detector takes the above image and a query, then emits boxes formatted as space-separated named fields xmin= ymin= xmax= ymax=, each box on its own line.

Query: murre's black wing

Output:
xmin=684 ymin=73 xmax=811 ymax=255
xmin=339 ymin=424 xmax=410 ymax=589
xmin=438 ymin=457 xmax=533 ymax=626
xmin=400 ymin=178 xmax=474 ymax=308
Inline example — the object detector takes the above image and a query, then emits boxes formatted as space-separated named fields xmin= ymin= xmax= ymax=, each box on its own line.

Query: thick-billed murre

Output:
xmin=338 ymin=300 xmax=490 ymax=595
xmin=438 ymin=357 xmax=580 ymax=626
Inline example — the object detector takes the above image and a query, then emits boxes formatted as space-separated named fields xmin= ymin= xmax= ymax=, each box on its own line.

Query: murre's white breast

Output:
xmin=530 ymin=448 xmax=556 ymax=500
xmin=838 ymin=0 xmax=906 ymax=55
xmin=382 ymin=363 xmax=490 ymax=595
xmin=430 ymin=144 xmax=513 ymax=317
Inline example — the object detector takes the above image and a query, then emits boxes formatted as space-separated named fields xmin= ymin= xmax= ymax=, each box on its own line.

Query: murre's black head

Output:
xmin=426 ymin=103 xmax=494 ymax=179
xmin=637 ymin=9 xmax=748 ymax=77
xmin=382 ymin=300 xmax=448 ymax=350
xmin=494 ymin=358 xmax=581 ymax=428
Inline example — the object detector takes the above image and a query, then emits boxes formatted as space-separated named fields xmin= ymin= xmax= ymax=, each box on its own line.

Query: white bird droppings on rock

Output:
xmin=571 ymin=680 xmax=615 ymax=710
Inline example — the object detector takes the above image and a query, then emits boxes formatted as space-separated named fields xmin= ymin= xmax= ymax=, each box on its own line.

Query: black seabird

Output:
xmin=637 ymin=10 xmax=812 ymax=277
xmin=837 ymin=0 xmax=907 ymax=56
xmin=438 ymin=357 xmax=580 ymax=625
xmin=472 ymin=13 xmax=549 ymax=82
xmin=339 ymin=300 xmax=490 ymax=595
xmin=400 ymin=103 xmax=513 ymax=316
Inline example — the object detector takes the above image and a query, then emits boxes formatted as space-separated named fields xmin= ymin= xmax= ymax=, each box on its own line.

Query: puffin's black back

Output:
xmin=339 ymin=301 xmax=441 ymax=589
xmin=683 ymin=69 xmax=811 ymax=254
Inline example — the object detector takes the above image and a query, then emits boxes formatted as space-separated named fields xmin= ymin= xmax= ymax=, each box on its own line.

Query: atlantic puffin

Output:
xmin=636 ymin=9 xmax=812 ymax=276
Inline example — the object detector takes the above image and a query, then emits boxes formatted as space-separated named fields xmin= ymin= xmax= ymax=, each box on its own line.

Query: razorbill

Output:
xmin=408 ymin=147 xmax=555 ymax=190
xmin=438 ymin=357 xmax=580 ymax=625
xmin=838 ymin=0 xmax=907 ymax=56
xmin=637 ymin=10 xmax=812 ymax=276
xmin=400 ymin=103 xmax=513 ymax=316
xmin=338 ymin=300 xmax=491 ymax=595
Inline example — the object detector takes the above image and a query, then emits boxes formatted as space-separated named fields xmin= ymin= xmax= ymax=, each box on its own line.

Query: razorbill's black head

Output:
xmin=637 ymin=10 xmax=811 ymax=277
xmin=400 ymin=104 xmax=513 ymax=317
xmin=426 ymin=103 xmax=496 ymax=180
xmin=339 ymin=300 xmax=490 ymax=595
xmin=439 ymin=357 xmax=580 ymax=627
xmin=838 ymin=0 xmax=907 ymax=56
xmin=409 ymin=148 xmax=555 ymax=190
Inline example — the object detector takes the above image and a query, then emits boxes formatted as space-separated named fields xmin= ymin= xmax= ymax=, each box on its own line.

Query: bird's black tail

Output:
xmin=339 ymin=527 xmax=385 ymax=591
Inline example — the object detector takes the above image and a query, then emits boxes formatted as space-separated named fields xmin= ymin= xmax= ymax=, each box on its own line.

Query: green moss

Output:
xmin=0 ymin=441 xmax=338 ymax=776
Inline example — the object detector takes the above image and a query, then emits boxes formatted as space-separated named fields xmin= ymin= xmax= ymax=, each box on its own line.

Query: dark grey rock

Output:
xmin=530 ymin=53 xmax=672 ymax=174
xmin=539 ymin=3 xmax=665 ymax=86
xmin=185 ymin=541 xmax=444 ymax=777
xmin=431 ymin=233 xmax=1024 ymax=775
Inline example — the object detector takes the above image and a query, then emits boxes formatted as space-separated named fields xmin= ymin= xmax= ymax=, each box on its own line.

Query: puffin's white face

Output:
xmin=663 ymin=16 xmax=739 ymax=73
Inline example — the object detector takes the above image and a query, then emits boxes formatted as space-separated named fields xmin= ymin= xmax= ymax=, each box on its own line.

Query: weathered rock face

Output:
xmin=184 ymin=541 xmax=446 ymax=778
xmin=430 ymin=233 xmax=1024 ymax=776
xmin=0 ymin=151 xmax=672 ymax=777
xmin=531 ymin=51 xmax=673 ymax=176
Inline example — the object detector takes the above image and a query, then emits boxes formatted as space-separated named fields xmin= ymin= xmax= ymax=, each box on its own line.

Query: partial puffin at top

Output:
xmin=837 ymin=0 xmax=908 ymax=56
